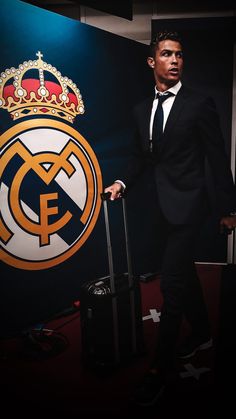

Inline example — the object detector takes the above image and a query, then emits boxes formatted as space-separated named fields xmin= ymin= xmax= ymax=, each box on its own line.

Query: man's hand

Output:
xmin=220 ymin=215 xmax=236 ymax=234
xmin=104 ymin=182 xmax=123 ymax=200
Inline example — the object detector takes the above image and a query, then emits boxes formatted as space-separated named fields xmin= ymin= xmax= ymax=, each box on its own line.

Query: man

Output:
xmin=105 ymin=31 xmax=236 ymax=406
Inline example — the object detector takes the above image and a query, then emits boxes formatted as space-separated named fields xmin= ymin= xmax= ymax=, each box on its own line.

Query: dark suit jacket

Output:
xmin=123 ymin=85 xmax=236 ymax=224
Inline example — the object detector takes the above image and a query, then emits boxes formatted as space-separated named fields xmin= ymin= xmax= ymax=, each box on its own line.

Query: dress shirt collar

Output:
xmin=154 ymin=80 xmax=182 ymax=98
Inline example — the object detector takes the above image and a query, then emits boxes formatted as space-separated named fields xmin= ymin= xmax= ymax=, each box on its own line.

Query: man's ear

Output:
xmin=147 ymin=57 xmax=155 ymax=69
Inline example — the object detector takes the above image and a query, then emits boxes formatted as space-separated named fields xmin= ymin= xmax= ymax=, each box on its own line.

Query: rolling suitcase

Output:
xmin=79 ymin=192 xmax=145 ymax=368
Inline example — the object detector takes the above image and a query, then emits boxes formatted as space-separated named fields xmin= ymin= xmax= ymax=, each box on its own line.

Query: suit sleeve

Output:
xmin=121 ymin=108 xmax=147 ymax=190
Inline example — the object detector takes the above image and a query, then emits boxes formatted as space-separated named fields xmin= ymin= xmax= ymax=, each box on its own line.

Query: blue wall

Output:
xmin=0 ymin=0 xmax=154 ymax=335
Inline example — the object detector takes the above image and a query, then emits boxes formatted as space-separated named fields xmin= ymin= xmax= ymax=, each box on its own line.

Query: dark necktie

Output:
xmin=152 ymin=92 xmax=173 ymax=151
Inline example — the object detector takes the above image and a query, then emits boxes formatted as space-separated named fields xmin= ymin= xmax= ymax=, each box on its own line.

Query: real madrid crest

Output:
xmin=0 ymin=52 xmax=103 ymax=270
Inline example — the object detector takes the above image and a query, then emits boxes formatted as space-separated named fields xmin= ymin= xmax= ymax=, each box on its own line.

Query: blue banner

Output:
xmin=0 ymin=0 xmax=153 ymax=334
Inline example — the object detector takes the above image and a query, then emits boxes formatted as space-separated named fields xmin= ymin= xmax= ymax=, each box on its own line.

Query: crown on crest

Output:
xmin=0 ymin=51 xmax=85 ymax=123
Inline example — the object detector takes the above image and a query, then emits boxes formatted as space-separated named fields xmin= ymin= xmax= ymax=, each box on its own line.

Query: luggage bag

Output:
xmin=79 ymin=192 xmax=145 ymax=368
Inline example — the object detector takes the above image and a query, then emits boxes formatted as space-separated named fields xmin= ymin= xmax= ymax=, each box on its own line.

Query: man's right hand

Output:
xmin=104 ymin=182 xmax=123 ymax=200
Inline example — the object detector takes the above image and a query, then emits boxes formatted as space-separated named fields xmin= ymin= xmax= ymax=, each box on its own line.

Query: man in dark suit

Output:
xmin=105 ymin=30 xmax=236 ymax=406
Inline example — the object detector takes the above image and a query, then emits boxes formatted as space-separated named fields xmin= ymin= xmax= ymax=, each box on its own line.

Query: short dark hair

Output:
xmin=149 ymin=30 xmax=182 ymax=57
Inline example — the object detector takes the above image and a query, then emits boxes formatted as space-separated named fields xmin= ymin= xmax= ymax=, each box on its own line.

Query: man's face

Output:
xmin=148 ymin=39 xmax=184 ymax=86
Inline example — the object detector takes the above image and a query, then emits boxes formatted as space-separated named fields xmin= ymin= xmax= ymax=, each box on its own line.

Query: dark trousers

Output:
xmin=153 ymin=206 xmax=211 ymax=372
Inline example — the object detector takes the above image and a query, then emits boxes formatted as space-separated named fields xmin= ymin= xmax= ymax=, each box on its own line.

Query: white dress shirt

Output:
xmin=149 ymin=80 xmax=182 ymax=141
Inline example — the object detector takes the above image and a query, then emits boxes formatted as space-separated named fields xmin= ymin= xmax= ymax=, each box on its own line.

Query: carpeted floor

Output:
xmin=0 ymin=263 xmax=234 ymax=417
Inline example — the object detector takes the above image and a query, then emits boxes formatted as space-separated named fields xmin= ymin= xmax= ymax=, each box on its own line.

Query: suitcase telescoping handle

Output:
xmin=100 ymin=192 xmax=138 ymax=361
xmin=100 ymin=192 xmax=115 ymax=294
xmin=100 ymin=191 xmax=134 ymax=291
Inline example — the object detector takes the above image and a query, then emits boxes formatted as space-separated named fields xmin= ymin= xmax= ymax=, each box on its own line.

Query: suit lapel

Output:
xmin=161 ymin=86 xmax=190 ymax=147
xmin=138 ymin=87 xmax=191 ymax=152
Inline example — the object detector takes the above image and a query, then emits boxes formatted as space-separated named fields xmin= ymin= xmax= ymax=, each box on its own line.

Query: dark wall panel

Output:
xmin=152 ymin=17 xmax=235 ymax=262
